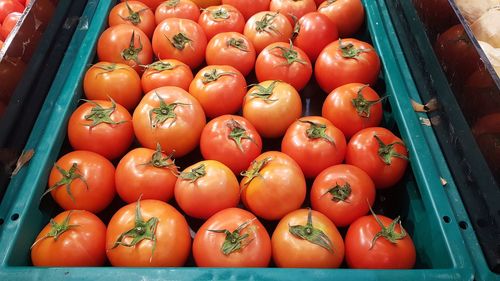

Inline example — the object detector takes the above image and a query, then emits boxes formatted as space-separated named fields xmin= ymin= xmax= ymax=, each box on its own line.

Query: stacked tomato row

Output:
xmin=0 ymin=0 xmax=30 ymax=48
xmin=30 ymin=0 xmax=417 ymax=269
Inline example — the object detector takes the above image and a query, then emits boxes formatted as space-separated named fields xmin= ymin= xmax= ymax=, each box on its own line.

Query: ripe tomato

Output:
xmin=106 ymin=199 xmax=191 ymax=266
xmin=46 ymin=151 xmax=116 ymax=213
xmin=0 ymin=0 xmax=23 ymax=22
xmin=152 ymin=18 xmax=207 ymax=69
xmin=243 ymin=80 xmax=302 ymax=138
xmin=318 ymin=0 xmax=365 ymax=37
xmin=240 ymin=152 xmax=306 ymax=220
xmin=205 ymin=32 xmax=256 ymax=76
xmin=198 ymin=4 xmax=245 ymax=40
xmin=31 ymin=210 xmax=107 ymax=266
xmin=175 ymin=160 xmax=240 ymax=219
xmin=345 ymin=211 xmax=416 ymax=269
xmin=132 ymin=86 xmax=206 ymax=157
xmin=243 ymin=11 xmax=293 ymax=54
xmin=0 ymin=11 xmax=21 ymax=39
xmin=310 ymin=164 xmax=376 ymax=227
xmin=192 ymin=0 xmax=221 ymax=8
xmin=346 ymin=127 xmax=408 ymax=189
xmin=315 ymin=38 xmax=381 ymax=93
xmin=141 ymin=59 xmax=193 ymax=93
xmin=109 ymin=1 xmax=155 ymax=38
xmin=115 ymin=145 xmax=179 ymax=203
xmin=269 ymin=0 xmax=316 ymax=25
xmin=281 ymin=116 xmax=346 ymax=178
xmin=221 ymin=0 xmax=270 ymax=20
xmin=272 ymin=209 xmax=344 ymax=268
xmin=200 ymin=115 xmax=262 ymax=174
xmin=189 ymin=65 xmax=247 ymax=118
xmin=193 ymin=208 xmax=271 ymax=267
xmin=68 ymin=100 xmax=134 ymax=160
xmin=293 ymin=12 xmax=338 ymax=62
xmin=322 ymin=83 xmax=383 ymax=138
xmin=255 ymin=41 xmax=312 ymax=91
xmin=154 ymin=0 xmax=201 ymax=24
xmin=121 ymin=0 xmax=163 ymax=10
xmin=97 ymin=24 xmax=153 ymax=73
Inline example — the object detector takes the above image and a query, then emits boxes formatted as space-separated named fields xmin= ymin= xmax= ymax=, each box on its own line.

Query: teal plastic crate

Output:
xmin=0 ymin=0 xmax=474 ymax=280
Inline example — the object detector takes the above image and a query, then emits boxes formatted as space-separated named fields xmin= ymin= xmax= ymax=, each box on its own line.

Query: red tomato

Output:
xmin=243 ymin=11 xmax=293 ymax=54
xmin=68 ymin=100 xmax=134 ymax=160
xmin=109 ymin=1 xmax=155 ymax=38
xmin=121 ymin=0 xmax=163 ymax=10
xmin=154 ymin=0 xmax=201 ymax=24
xmin=0 ymin=0 xmax=23 ymax=22
xmin=192 ymin=0 xmax=222 ymax=8
xmin=115 ymin=145 xmax=179 ymax=203
xmin=141 ymin=59 xmax=193 ymax=93
xmin=310 ymin=164 xmax=376 ymax=227
xmin=315 ymin=38 xmax=381 ymax=93
xmin=198 ymin=4 xmax=245 ymax=40
xmin=272 ymin=209 xmax=344 ymax=268
xmin=221 ymin=0 xmax=270 ymax=20
xmin=318 ymin=0 xmax=365 ymax=37
xmin=200 ymin=115 xmax=262 ymax=174
xmin=281 ymin=116 xmax=346 ymax=178
xmin=322 ymin=83 xmax=383 ymax=138
xmin=205 ymin=32 xmax=256 ymax=76
xmin=243 ymin=80 xmax=302 ymax=138
xmin=293 ymin=12 xmax=338 ymax=62
xmin=132 ymin=86 xmax=206 ymax=157
xmin=193 ymin=208 xmax=272 ymax=267
xmin=0 ymin=11 xmax=21 ymax=39
xmin=189 ymin=65 xmax=247 ymax=118
xmin=313 ymin=0 xmax=323 ymax=5
xmin=31 ymin=210 xmax=107 ymax=266
xmin=106 ymin=199 xmax=191 ymax=266
xmin=346 ymin=127 xmax=409 ymax=189
xmin=269 ymin=0 xmax=316 ymax=25
xmin=345 ymin=211 xmax=416 ymax=269
xmin=152 ymin=18 xmax=207 ymax=69
xmin=46 ymin=151 xmax=116 ymax=213
xmin=175 ymin=160 xmax=240 ymax=219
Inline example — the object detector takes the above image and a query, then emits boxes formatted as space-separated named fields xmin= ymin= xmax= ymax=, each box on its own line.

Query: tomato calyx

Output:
xmin=121 ymin=31 xmax=143 ymax=63
xmin=270 ymin=41 xmax=307 ymax=66
xmin=227 ymin=37 xmax=249 ymax=52
xmin=207 ymin=218 xmax=256 ymax=255
xmin=255 ymin=12 xmax=281 ymax=35
xmin=351 ymin=85 xmax=385 ymax=118
xmin=368 ymin=205 xmax=407 ymax=249
xmin=146 ymin=61 xmax=179 ymax=72
xmin=324 ymin=0 xmax=338 ymax=6
xmin=300 ymin=120 xmax=336 ymax=145
xmin=226 ymin=119 xmax=257 ymax=152
xmin=288 ymin=208 xmax=334 ymax=253
xmin=325 ymin=182 xmax=352 ymax=202
xmin=339 ymin=39 xmax=371 ymax=59
xmin=121 ymin=1 xmax=148 ymax=25
xmin=164 ymin=0 xmax=180 ymax=8
xmin=82 ymin=99 xmax=127 ymax=128
xmin=179 ymin=163 xmax=206 ymax=183
xmin=42 ymin=163 xmax=88 ymax=202
xmin=140 ymin=143 xmax=178 ymax=172
xmin=93 ymin=63 xmax=126 ymax=75
xmin=241 ymin=157 xmax=272 ymax=186
xmin=31 ymin=211 xmax=79 ymax=249
xmin=166 ymin=32 xmax=193 ymax=50
xmin=210 ymin=7 xmax=230 ymax=20
xmin=374 ymin=135 xmax=408 ymax=165
xmin=248 ymin=81 xmax=279 ymax=103
xmin=201 ymin=68 xmax=236 ymax=84
xmin=149 ymin=92 xmax=189 ymax=128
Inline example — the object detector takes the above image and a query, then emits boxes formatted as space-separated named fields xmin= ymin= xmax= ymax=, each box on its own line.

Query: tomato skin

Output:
xmin=345 ymin=214 xmax=416 ymax=269
xmin=193 ymin=208 xmax=272 ymax=267
xmin=106 ymin=200 xmax=192 ymax=267
xmin=272 ymin=209 xmax=345 ymax=268
xmin=243 ymin=11 xmax=293 ymax=54
xmin=141 ymin=59 xmax=193 ymax=93
xmin=31 ymin=210 xmax=107 ymax=266
xmin=155 ymin=0 xmax=201 ymax=24
xmin=318 ymin=0 xmax=365 ymax=38
xmin=109 ymin=1 xmax=155 ymax=38
xmin=293 ymin=12 xmax=338 ymax=62
xmin=198 ymin=4 xmax=245 ymax=40
xmin=346 ymin=127 xmax=408 ymax=189
xmin=221 ymin=0 xmax=270 ymax=20
xmin=47 ymin=151 xmax=116 ymax=213
xmin=0 ymin=0 xmax=23 ymax=23
xmin=0 ymin=11 xmax=21 ymax=39
xmin=132 ymin=86 xmax=206 ymax=157
xmin=322 ymin=83 xmax=383 ymax=139
xmin=121 ymin=0 xmax=164 ymax=10
xmin=192 ymin=0 xmax=221 ymax=8
xmin=315 ymin=38 xmax=381 ymax=93
xmin=269 ymin=0 xmax=317 ymax=25
xmin=205 ymin=32 xmax=256 ymax=76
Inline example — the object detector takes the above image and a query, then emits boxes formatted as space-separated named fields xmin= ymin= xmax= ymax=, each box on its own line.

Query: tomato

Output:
xmin=281 ymin=116 xmax=346 ymax=178
xmin=322 ymin=83 xmax=383 ymax=138
xmin=106 ymin=199 xmax=191 ymax=266
xmin=121 ymin=0 xmax=164 ymax=10
xmin=46 ymin=151 xmax=116 ymax=213
xmin=192 ymin=0 xmax=221 ymax=8
xmin=200 ymin=115 xmax=262 ymax=174
xmin=243 ymin=11 xmax=293 ymax=54
xmin=315 ymin=38 xmax=381 ymax=93
xmin=205 ymin=32 xmax=256 ymax=76
xmin=141 ymin=59 xmax=193 ymax=93
xmin=115 ymin=145 xmax=179 ymax=203
xmin=109 ymin=1 xmax=155 ymax=38
xmin=221 ymin=0 xmax=270 ymax=20
xmin=0 ymin=11 xmax=21 ymax=39
xmin=198 ymin=4 xmax=245 ymax=40
xmin=313 ymin=0 xmax=323 ymax=5
xmin=189 ymin=65 xmax=247 ymax=118
xmin=154 ymin=0 xmax=200 ymax=24
xmin=318 ymin=0 xmax=365 ymax=37
xmin=269 ymin=0 xmax=316 ymax=25
xmin=293 ymin=12 xmax=338 ymax=62
xmin=97 ymin=24 xmax=153 ymax=73
xmin=68 ymin=100 xmax=134 ymax=160
xmin=346 ymin=127 xmax=408 ymax=189
xmin=133 ymin=86 xmax=206 ymax=157
xmin=240 ymin=152 xmax=306 ymax=220
xmin=175 ymin=160 xmax=240 ymax=219
xmin=272 ymin=209 xmax=344 ymax=268
xmin=152 ymin=18 xmax=207 ymax=69
xmin=345 ymin=211 xmax=416 ymax=269
xmin=193 ymin=208 xmax=272 ymax=267
xmin=310 ymin=164 xmax=376 ymax=227
xmin=31 ymin=210 xmax=107 ymax=266
xmin=243 ymin=80 xmax=302 ymax=138
xmin=255 ymin=41 xmax=312 ymax=91
xmin=83 ymin=62 xmax=142 ymax=111
xmin=0 ymin=0 xmax=23 ymax=22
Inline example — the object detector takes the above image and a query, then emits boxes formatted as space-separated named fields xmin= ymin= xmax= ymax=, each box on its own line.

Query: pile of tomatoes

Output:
xmin=30 ymin=0 xmax=417 ymax=269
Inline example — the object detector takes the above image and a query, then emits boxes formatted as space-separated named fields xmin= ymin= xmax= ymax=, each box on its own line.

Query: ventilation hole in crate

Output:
xmin=459 ymin=221 xmax=468 ymax=230
xmin=0 ymin=218 xmax=4 ymax=225
xmin=443 ymin=216 xmax=451 ymax=223
xmin=477 ymin=219 xmax=488 ymax=227
xmin=10 ymin=214 xmax=19 ymax=221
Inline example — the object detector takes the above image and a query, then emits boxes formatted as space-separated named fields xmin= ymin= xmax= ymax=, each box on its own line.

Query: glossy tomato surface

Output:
xmin=198 ymin=4 xmax=245 ymax=40
xmin=269 ymin=0 xmax=316 ymax=24
xmin=293 ymin=12 xmax=338 ymax=62
xmin=155 ymin=0 xmax=201 ymax=24
xmin=141 ymin=59 xmax=193 ymax=93
xmin=243 ymin=11 xmax=293 ymax=54
xmin=109 ymin=1 xmax=155 ymax=37
xmin=318 ymin=0 xmax=365 ymax=37
xmin=205 ymin=32 xmax=256 ymax=76
xmin=222 ymin=0 xmax=270 ymax=20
